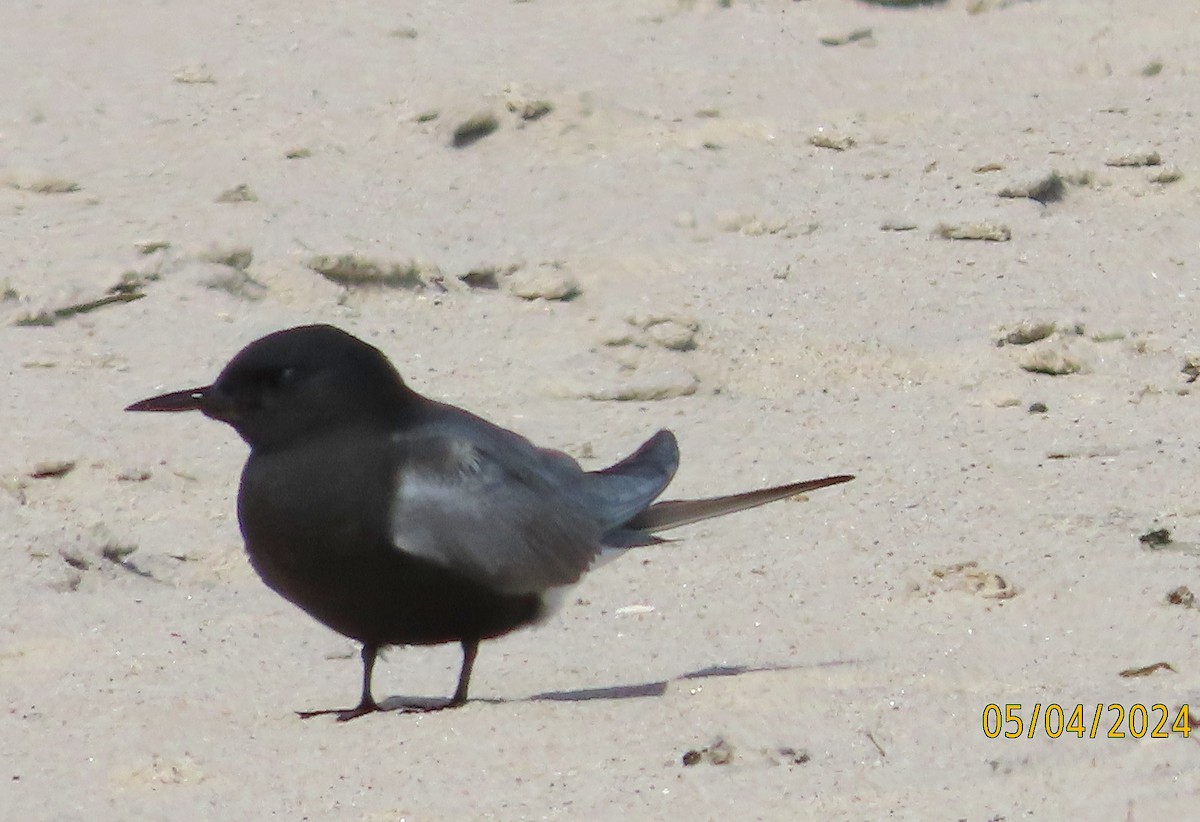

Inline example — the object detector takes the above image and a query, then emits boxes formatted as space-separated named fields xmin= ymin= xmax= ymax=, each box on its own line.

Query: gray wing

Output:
xmin=389 ymin=418 xmax=677 ymax=594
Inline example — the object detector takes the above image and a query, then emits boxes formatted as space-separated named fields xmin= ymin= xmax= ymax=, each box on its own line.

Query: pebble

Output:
xmin=1020 ymin=347 xmax=1082 ymax=376
xmin=508 ymin=265 xmax=579 ymax=301
xmin=307 ymin=254 xmax=432 ymax=289
xmin=935 ymin=222 xmax=1011 ymax=242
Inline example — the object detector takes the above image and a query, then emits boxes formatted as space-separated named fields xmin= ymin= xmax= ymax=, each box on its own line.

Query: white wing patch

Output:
xmin=389 ymin=434 xmax=604 ymax=594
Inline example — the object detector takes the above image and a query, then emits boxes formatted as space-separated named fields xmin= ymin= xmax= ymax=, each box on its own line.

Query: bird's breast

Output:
xmin=236 ymin=431 xmax=397 ymax=603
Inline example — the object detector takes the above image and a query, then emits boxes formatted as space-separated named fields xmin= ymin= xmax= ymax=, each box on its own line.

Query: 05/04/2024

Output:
xmin=982 ymin=703 xmax=1191 ymax=740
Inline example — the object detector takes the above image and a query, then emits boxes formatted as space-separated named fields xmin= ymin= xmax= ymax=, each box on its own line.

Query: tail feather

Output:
xmin=623 ymin=474 xmax=854 ymax=534
xmin=587 ymin=429 xmax=680 ymax=529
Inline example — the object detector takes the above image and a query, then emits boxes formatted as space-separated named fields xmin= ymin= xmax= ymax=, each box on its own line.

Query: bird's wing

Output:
xmin=388 ymin=426 xmax=605 ymax=595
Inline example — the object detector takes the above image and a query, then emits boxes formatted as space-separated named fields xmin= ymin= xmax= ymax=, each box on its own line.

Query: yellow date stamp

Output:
xmin=982 ymin=703 xmax=1191 ymax=739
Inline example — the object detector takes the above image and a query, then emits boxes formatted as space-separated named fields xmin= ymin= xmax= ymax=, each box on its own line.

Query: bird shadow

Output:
xmin=525 ymin=657 xmax=863 ymax=704
xmin=373 ymin=657 xmax=863 ymax=713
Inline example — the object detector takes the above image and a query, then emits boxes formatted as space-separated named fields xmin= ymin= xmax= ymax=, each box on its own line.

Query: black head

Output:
xmin=127 ymin=325 xmax=416 ymax=451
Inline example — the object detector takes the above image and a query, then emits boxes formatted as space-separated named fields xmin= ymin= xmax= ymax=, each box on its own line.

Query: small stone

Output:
xmin=809 ymin=131 xmax=855 ymax=151
xmin=134 ymin=239 xmax=171 ymax=255
xmin=1105 ymin=151 xmax=1161 ymax=168
xmin=508 ymin=265 xmax=579 ymax=301
xmin=307 ymin=254 xmax=431 ymax=289
xmin=646 ymin=320 xmax=697 ymax=351
xmin=935 ymin=222 xmax=1011 ymax=242
xmin=1020 ymin=348 xmax=1082 ymax=376
xmin=459 ymin=268 xmax=500 ymax=290
xmin=998 ymin=321 xmax=1055 ymax=346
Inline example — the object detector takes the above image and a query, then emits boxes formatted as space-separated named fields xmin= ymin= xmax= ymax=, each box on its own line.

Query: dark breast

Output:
xmin=237 ymin=428 xmax=542 ymax=647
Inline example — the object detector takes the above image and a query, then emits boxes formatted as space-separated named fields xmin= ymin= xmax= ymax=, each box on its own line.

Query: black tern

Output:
xmin=127 ymin=324 xmax=853 ymax=720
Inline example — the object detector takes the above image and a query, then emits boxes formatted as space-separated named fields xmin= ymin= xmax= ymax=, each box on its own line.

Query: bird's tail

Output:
xmin=627 ymin=475 xmax=854 ymax=532
xmin=602 ymin=474 xmax=853 ymax=547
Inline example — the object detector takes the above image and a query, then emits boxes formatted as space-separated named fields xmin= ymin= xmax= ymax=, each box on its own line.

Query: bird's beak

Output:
xmin=126 ymin=385 xmax=240 ymax=424
xmin=127 ymin=381 xmax=244 ymax=427
xmin=126 ymin=386 xmax=211 ymax=413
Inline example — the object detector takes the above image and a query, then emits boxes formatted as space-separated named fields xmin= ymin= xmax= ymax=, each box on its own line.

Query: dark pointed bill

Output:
xmin=125 ymin=386 xmax=211 ymax=413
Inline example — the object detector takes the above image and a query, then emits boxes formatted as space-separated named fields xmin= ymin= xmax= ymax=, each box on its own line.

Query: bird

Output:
xmin=127 ymin=324 xmax=853 ymax=720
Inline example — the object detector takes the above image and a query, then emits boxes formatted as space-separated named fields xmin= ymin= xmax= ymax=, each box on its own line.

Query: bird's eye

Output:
xmin=261 ymin=366 xmax=300 ymax=388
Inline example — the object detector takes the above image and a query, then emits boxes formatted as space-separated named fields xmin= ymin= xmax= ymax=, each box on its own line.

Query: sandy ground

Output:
xmin=3 ymin=0 xmax=1200 ymax=818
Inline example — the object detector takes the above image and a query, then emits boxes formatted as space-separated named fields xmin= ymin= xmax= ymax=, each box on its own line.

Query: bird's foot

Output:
xmin=295 ymin=695 xmax=466 ymax=720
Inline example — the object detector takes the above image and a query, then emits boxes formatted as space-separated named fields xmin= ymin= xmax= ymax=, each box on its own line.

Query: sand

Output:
xmin=3 ymin=0 xmax=1200 ymax=818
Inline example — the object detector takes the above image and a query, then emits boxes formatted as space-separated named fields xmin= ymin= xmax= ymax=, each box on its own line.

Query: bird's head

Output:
xmin=126 ymin=325 xmax=414 ymax=451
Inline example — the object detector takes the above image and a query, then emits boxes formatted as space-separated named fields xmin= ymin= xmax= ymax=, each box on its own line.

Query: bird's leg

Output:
xmin=342 ymin=642 xmax=382 ymax=720
xmin=448 ymin=639 xmax=478 ymax=708
xmin=297 ymin=642 xmax=381 ymax=721
xmin=298 ymin=641 xmax=476 ymax=718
